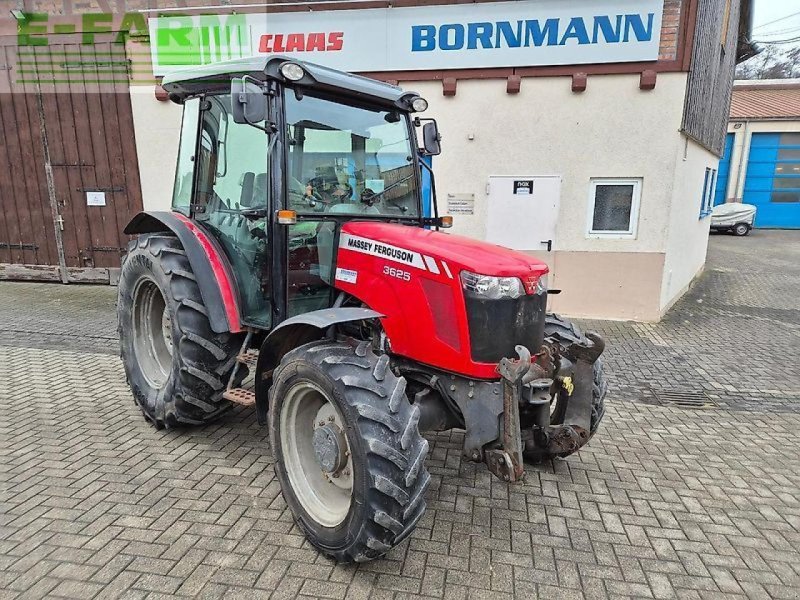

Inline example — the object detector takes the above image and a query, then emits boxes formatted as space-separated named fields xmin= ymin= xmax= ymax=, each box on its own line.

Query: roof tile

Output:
xmin=730 ymin=81 xmax=800 ymax=120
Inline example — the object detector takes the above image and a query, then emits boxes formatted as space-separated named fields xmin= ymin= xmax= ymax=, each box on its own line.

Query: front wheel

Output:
xmin=269 ymin=340 xmax=430 ymax=562
xmin=733 ymin=223 xmax=750 ymax=236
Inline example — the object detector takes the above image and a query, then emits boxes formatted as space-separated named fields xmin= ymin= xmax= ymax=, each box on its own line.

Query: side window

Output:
xmin=172 ymin=98 xmax=200 ymax=213
xmin=587 ymin=178 xmax=642 ymax=238
xmin=700 ymin=168 xmax=717 ymax=218
xmin=194 ymin=95 xmax=269 ymax=213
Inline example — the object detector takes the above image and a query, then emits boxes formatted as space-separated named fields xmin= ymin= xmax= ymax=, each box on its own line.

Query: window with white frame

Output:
xmin=700 ymin=167 xmax=717 ymax=218
xmin=587 ymin=178 xmax=642 ymax=238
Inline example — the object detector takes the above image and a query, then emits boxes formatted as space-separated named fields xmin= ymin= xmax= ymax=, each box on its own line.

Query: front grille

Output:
xmin=464 ymin=291 xmax=547 ymax=363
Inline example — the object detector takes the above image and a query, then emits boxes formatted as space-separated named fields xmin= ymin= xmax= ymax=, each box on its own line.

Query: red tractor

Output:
xmin=119 ymin=56 xmax=608 ymax=562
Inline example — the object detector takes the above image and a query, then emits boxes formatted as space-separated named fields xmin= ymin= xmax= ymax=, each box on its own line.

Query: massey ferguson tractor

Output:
xmin=118 ymin=55 xmax=608 ymax=562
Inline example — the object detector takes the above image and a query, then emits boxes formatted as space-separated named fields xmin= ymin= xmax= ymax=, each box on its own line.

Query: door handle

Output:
xmin=540 ymin=240 xmax=552 ymax=252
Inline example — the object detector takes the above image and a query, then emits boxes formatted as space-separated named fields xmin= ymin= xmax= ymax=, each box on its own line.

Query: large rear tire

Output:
xmin=269 ymin=339 xmax=430 ymax=562
xmin=118 ymin=233 xmax=245 ymax=428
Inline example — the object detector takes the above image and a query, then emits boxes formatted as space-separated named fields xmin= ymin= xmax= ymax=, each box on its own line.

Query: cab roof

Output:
xmin=161 ymin=55 xmax=417 ymax=110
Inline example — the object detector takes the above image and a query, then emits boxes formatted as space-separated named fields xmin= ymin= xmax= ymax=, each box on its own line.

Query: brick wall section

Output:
xmin=660 ymin=0 xmax=683 ymax=61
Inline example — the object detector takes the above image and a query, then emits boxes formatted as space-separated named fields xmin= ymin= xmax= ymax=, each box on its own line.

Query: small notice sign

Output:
xmin=86 ymin=191 xmax=106 ymax=206
xmin=513 ymin=180 xmax=534 ymax=195
xmin=335 ymin=267 xmax=358 ymax=284
xmin=447 ymin=193 xmax=475 ymax=215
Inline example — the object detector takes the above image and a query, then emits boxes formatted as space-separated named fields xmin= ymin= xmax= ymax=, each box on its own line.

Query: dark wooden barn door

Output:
xmin=0 ymin=36 xmax=143 ymax=283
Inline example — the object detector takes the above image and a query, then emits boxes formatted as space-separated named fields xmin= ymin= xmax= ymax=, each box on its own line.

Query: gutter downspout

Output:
xmin=732 ymin=120 xmax=750 ymax=203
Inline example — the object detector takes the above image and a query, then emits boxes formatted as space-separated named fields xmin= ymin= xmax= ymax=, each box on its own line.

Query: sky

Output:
xmin=751 ymin=1 xmax=800 ymax=48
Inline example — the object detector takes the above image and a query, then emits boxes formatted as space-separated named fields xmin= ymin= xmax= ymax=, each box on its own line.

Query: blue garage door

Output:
xmin=714 ymin=133 xmax=735 ymax=206
xmin=744 ymin=133 xmax=800 ymax=228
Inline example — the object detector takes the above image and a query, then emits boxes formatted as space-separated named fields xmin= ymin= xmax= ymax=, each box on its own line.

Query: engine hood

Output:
xmin=341 ymin=221 xmax=548 ymax=279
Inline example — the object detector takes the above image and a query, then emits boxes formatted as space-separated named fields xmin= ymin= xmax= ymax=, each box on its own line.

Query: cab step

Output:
xmin=237 ymin=349 xmax=259 ymax=368
xmin=223 ymin=388 xmax=256 ymax=407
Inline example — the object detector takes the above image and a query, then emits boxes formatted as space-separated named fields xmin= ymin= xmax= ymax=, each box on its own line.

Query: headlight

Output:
xmin=411 ymin=97 xmax=428 ymax=112
xmin=280 ymin=62 xmax=305 ymax=81
xmin=460 ymin=271 xmax=524 ymax=300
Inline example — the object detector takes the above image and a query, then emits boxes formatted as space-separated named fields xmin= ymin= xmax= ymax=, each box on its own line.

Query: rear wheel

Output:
xmin=269 ymin=339 xmax=430 ymax=562
xmin=118 ymin=233 xmax=246 ymax=428
xmin=733 ymin=223 xmax=750 ymax=236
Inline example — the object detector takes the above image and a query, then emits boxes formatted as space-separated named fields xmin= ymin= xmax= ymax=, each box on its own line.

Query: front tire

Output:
xmin=118 ymin=233 xmax=245 ymax=428
xmin=733 ymin=223 xmax=750 ymax=236
xmin=269 ymin=339 xmax=430 ymax=562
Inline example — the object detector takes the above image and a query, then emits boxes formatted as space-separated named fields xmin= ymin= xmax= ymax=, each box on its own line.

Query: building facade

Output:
xmin=718 ymin=79 xmax=800 ymax=229
xmin=0 ymin=0 xmax=754 ymax=320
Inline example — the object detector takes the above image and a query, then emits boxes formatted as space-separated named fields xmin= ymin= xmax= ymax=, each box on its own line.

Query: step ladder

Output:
xmin=223 ymin=331 xmax=258 ymax=407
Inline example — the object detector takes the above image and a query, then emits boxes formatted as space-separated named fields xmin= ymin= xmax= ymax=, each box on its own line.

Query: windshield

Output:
xmin=284 ymin=91 xmax=420 ymax=218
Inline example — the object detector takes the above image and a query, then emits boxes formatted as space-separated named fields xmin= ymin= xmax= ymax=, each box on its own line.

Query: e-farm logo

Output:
xmin=152 ymin=15 xmax=254 ymax=70
xmin=11 ymin=12 xmax=252 ymax=85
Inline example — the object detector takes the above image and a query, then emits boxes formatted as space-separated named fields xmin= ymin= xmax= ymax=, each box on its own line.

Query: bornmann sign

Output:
xmin=149 ymin=0 xmax=663 ymax=77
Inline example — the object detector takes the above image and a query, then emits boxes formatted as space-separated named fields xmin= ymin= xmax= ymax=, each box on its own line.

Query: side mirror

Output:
xmin=422 ymin=121 xmax=441 ymax=156
xmin=231 ymin=77 xmax=266 ymax=125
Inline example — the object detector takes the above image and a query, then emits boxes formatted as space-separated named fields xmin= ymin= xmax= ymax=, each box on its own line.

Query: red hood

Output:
xmin=342 ymin=221 xmax=548 ymax=278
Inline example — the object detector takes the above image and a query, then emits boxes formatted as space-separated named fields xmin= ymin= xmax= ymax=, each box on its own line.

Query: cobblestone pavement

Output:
xmin=1 ymin=231 xmax=799 ymax=600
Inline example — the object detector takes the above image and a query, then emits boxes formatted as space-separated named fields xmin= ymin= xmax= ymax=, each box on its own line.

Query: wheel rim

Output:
xmin=280 ymin=381 xmax=353 ymax=527
xmin=131 ymin=278 xmax=173 ymax=389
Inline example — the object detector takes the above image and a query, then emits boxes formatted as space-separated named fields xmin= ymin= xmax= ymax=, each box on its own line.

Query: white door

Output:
xmin=485 ymin=176 xmax=561 ymax=252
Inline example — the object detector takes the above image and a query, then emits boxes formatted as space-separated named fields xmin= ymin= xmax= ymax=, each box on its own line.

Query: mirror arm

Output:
xmin=238 ymin=99 xmax=274 ymax=134
xmin=418 ymin=157 xmax=440 ymax=231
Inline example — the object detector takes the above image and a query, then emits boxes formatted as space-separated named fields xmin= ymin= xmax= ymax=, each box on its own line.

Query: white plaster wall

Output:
xmin=129 ymin=86 xmax=183 ymax=211
xmin=726 ymin=120 xmax=800 ymax=201
xmin=659 ymin=138 xmax=717 ymax=310
xmin=407 ymin=73 xmax=690 ymax=254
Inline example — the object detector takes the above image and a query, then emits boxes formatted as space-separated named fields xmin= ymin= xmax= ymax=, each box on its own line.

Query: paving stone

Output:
xmin=1 ymin=232 xmax=799 ymax=599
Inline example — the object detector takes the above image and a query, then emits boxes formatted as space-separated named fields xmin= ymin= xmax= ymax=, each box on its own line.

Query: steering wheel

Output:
xmin=360 ymin=188 xmax=381 ymax=207
xmin=306 ymin=187 xmax=327 ymax=209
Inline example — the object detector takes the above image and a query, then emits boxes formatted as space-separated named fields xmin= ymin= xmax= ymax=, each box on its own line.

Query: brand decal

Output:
xmin=340 ymin=233 xmax=428 ymax=270
xmin=411 ymin=15 xmax=655 ymax=52
xmin=335 ymin=267 xmax=358 ymax=284
xmin=258 ymin=32 xmax=343 ymax=53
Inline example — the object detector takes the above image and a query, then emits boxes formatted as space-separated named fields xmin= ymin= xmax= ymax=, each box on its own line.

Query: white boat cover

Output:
xmin=711 ymin=203 xmax=757 ymax=227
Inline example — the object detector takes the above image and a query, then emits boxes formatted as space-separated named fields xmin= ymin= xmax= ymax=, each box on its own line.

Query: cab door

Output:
xmin=173 ymin=94 xmax=272 ymax=328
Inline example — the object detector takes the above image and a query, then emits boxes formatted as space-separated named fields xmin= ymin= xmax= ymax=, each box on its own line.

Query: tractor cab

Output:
xmin=161 ymin=56 xmax=442 ymax=330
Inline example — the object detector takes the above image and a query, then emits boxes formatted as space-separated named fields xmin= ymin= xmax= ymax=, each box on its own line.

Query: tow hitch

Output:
xmin=489 ymin=332 xmax=605 ymax=481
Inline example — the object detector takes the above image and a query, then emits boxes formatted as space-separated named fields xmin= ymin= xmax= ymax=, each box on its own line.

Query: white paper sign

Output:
xmin=447 ymin=193 xmax=475 ymax=215
xmin=86 ymin=192 xmax=106 ymax=207
xmin=335 ymin=267 xmax=358 ymax=284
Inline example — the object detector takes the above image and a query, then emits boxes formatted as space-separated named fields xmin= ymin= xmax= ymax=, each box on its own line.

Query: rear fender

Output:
xmin=254 ymin=307 xmax=383 ymax=424
xmin=124 ymin=211 xmax=242 ymax=334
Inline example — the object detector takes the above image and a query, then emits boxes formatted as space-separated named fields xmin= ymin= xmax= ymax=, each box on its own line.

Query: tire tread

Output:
xmin=270 ymin=340 xmax=430 ymax=563
xmin=118 ymin=232 xmax=245 ymax=427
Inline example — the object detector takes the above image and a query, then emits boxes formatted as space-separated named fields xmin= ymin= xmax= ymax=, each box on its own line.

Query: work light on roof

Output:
xmin=411 ymin=97 xmax=429 ymax=113
xmin=280 ymin=62 xmax=305 ymax=81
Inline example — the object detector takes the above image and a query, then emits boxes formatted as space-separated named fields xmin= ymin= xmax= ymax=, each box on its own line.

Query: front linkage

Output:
xmin=438 ymin=330 xmax=606 ymax=482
